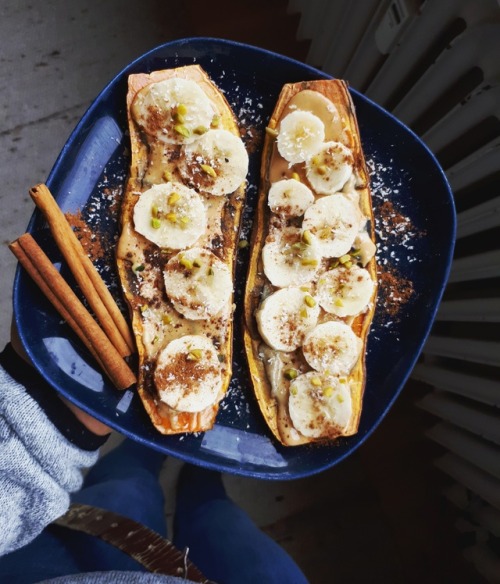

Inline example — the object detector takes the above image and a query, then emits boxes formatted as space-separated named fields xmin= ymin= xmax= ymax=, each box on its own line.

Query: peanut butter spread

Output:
xmin=244 ymin=80 xmax=377 ymax=446
xmin=117 ymin=65 xmax=248 ymax=434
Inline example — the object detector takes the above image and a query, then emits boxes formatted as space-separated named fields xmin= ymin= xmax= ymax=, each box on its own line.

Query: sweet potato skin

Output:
xmin=244 ymin=79 xmax=377 ymax=446
xmin=117 ymin=65 xmax=245 ymax=434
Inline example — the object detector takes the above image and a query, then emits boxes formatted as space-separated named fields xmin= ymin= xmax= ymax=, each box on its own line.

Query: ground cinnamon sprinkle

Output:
xmin=65 ymin=210 xmax=105 ymax=260
xmin=64 ymin=185 xmax=123 ymax=265
xmin=104 ymin=187 xmax=122 ymax=218
xmin=376 ymin=264 xmax=414 ymax=319
xmin=377 ymin=199 xmax=427 ymax=241
xmin=370 ymin=179 xmax=422 ymax=322
xmin=379 ymin=200 xmax=411 ymax=232
xmin=240 ymin=123 xmax=262 ymax=155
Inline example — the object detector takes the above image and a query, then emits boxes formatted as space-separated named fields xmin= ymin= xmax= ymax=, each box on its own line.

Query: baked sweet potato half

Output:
xmin=244 ymin=79 xmax=377 ymax=446
xmin=117 ymin=64 xmax=248 ymax=434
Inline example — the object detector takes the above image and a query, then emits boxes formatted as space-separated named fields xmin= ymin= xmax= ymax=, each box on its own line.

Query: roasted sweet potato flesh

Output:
xmin=244 ymin=80 xmax=377 ymax=446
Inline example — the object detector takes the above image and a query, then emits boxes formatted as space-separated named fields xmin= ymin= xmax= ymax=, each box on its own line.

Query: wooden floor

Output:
xmin=0 ymin=1 xmax=485 ymax=582
xmin=226 ymin=380 xmax=484 ymax=584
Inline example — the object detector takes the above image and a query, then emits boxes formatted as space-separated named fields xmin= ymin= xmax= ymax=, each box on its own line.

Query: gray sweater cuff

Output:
xmin=0 ymin=363 xmax=100 ymax=555
xmin=0 ymin=343 xmax=109 ymax=450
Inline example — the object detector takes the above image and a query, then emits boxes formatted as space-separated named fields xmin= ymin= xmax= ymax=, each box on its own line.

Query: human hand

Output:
xmin=59 ymin=395 xmax=112 ymax=436
xmin=10 ymin=318 xmax=112 ymax=437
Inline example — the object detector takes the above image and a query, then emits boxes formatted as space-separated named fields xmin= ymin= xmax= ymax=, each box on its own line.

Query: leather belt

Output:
xmin=53 ymin=503 xmax=211 ymax=582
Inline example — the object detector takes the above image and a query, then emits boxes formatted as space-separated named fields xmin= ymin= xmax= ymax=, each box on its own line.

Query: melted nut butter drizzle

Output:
xmin=261 ymin=89 xmax=375 ymax=446
xmin=117 ymin=77 xmax=234 ymax=406
xmin=269 ymin=90 xmax=351 ymax=184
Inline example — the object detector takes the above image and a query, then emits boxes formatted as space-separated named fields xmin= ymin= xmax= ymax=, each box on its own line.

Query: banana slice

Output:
xmin=305 ymin=141 xmax=353 ymax=194
xmin=288 ymin=372 xmax=353 ymax=438
xmin=302 ymin=194 xmax=363 ymax=258
xmin=133 ymin=182 xmax=206 ymax=250
xmin=155 ymin=334 xmax=222 ymax=412
xmin=353 ymin=230 xmax=377 ymax=267
xmin=178 ymin=129 xmax=249 ymax=197
xmin=317 ymin=265 xmax=375 ymax=317
xmin=256 ymin=287 xmax=320 ymax=352
xmin=163 ymin=247 xmax=232 ymax=320
xmin=131 ymin=78 xmax=215 ymax=144
xmin=262 ymin=227 xmax=322 ymax=288
xmin=277 ymin=110 xmax=325 ymax=164
xmin=244 ymin=79 xmax=377 ymax=446
xmin=268 ymin=179 xmax=315 ymax=217
xmin=302 ymin=321 xmax=361 ymax=375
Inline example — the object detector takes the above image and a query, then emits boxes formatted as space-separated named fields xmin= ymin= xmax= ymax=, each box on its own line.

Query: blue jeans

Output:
xmin=0 ymin=439 xmax=308 ymax=583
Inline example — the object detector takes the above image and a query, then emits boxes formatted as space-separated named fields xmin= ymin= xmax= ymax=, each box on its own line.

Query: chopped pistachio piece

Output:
xmin=179 ymin=256 xmax=193 ymax=270
xmin=132 ymin=263 xmax=145 ymax=273
xmin=200 ymin=163 xmax=217 ymax=178
xmin=323 ymin=386 xmax=334 ymax=398
xmin=194 ymin=125 xmax=208 ymax=135
xmin=176 ymin=103 xmax=188 ymax=116
xmin=187 ymin=348 xmax=203 ymax=361
xmin=162 ymin=314 xmax=172 ymax=325
xmin=151 ymin=217 xmax=161 ymax=229
xmin=238 ymin=239 xmax=249 ymax=249
xmin=168 ymin=192 xmax=181 ymax=205
xmin=311 ymin=376 xmax=322 ymax=387
xmin=301 ymin=258 xmax=318 ymax=267
xmin=301 ymin=229 xmax=313 ymax=245
xmin=284 ymin=368 xmax=299 ymax=380
xmin=174 ymin=124 xmax=190 ymax=138
xmin=304 ymin=294 xmax=316 ymax=308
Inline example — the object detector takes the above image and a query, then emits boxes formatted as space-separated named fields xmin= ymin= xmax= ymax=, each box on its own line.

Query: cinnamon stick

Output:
xmin=10 ymin=234 xmax=136 ymax=390
xmin=10 ymin=240 xmax=103 ymax=368
xmin=29 ymin=183 xmax=135 ymax=357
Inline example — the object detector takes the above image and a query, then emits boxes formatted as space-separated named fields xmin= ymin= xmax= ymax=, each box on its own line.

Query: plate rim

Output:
xmin=12 ymin=37 xmax=456 ymax=479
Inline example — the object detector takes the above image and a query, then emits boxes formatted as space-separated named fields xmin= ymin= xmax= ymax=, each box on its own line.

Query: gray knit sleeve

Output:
xmin=0 ymin=365 xmax=100 ymax=556
xmin=39 ymin=572 xmax=191 ymax=583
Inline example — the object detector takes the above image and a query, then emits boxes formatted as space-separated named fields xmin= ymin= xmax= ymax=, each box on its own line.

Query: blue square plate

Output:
xmin=13 ymin=38 xmax=455 ymax=479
